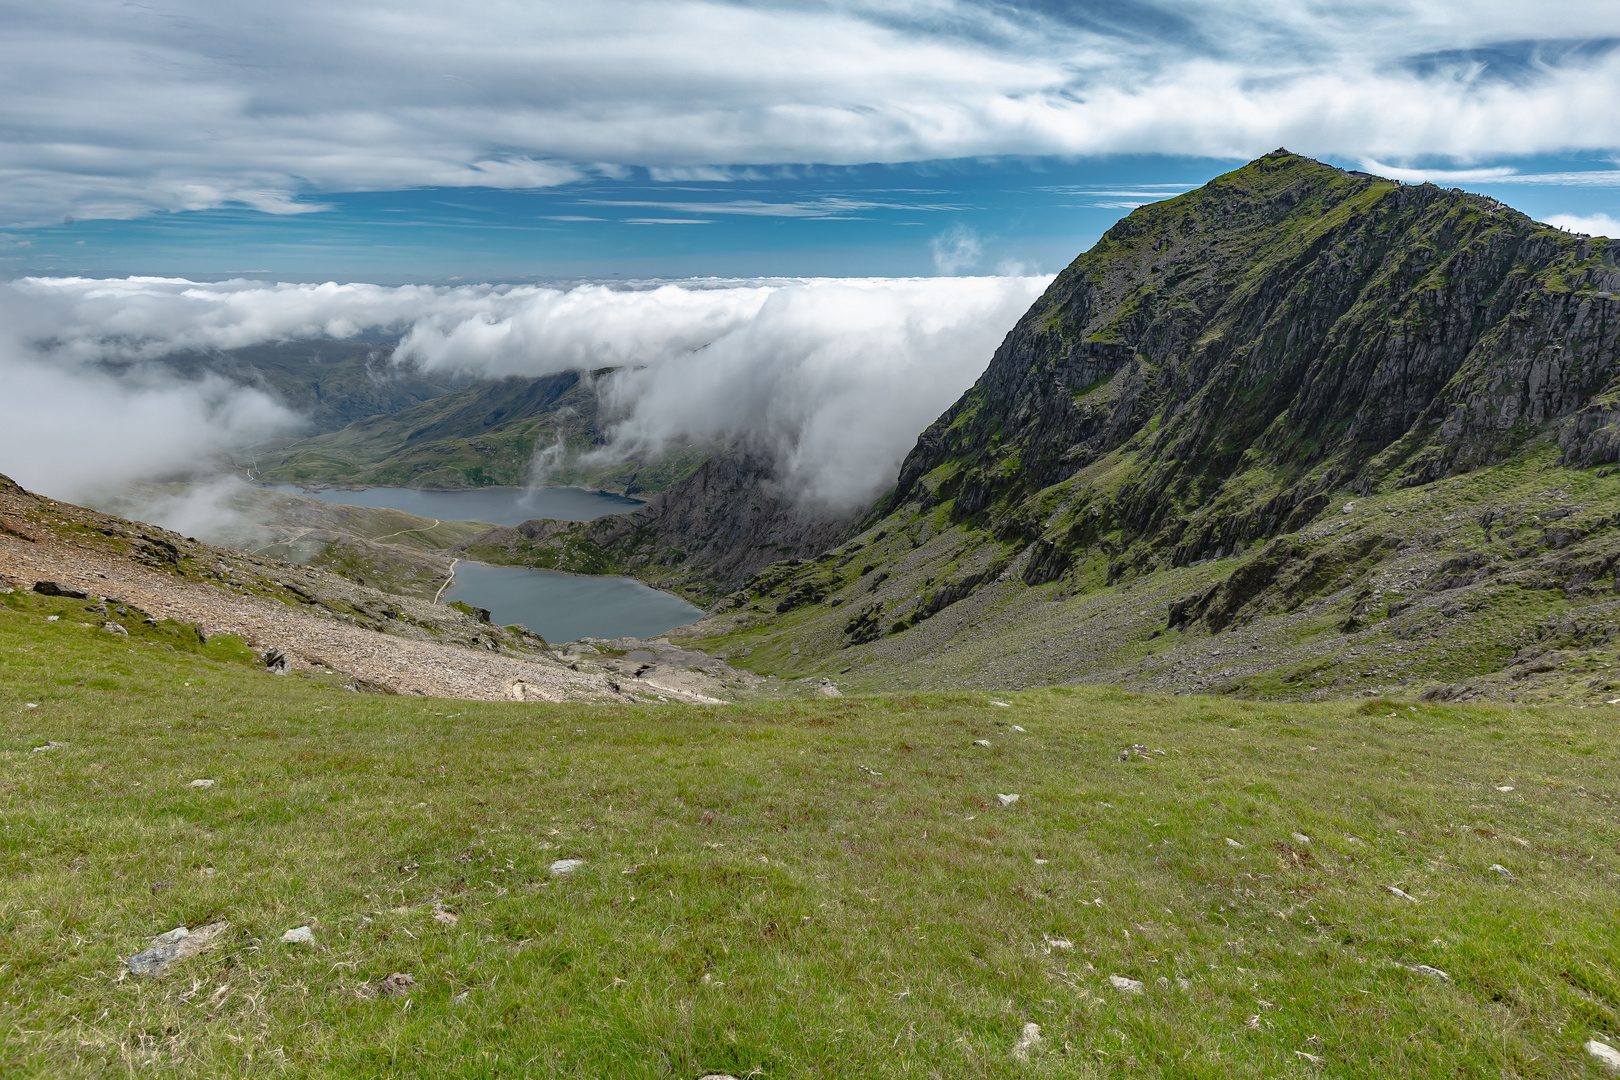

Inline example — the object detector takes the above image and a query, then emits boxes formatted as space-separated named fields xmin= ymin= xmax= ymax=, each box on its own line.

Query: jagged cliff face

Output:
xmin=894 ymin=150 xmax=1620 ymax=574
xmin=673 ymin=152 xmax=1620 ymax=702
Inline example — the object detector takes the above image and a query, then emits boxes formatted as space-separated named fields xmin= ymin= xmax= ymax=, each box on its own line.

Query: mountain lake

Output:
xmin=261 ymin=484 xmax=698 ymax=642
xmin=444 ymin=560 xmax=703 ymax=643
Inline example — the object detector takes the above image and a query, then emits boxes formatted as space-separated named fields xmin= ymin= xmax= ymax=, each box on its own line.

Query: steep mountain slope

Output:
xmin=253 ymin=370 xmax=711 ymax=494
xmin=460 ymin=450 xmax=863 ymax=603
xmin=675 ymin=151 xmax=1620 ymax=702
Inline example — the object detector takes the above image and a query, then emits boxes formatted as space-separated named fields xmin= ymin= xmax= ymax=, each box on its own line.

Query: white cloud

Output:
xmin=930 ymin=225 xmax=983 ymax=274
xmin=1 ymin=273 xmax=1051 ymax=511
xmin=1545 ymin=212 xmax=1620 ymax=236
xmin=0 ymin=287 xmax=295 ymax=502
xmin=4 ymin=2 xmax=1620 ymax=222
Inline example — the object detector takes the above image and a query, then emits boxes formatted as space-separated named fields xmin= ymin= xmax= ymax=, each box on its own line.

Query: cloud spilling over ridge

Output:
xmin=2 ymin=275 xmax=1050 ymax=511
xmin=5 ymin=1 xmax=1620 ymax=222
xmin=0 ymin=282 xmax=296 ymax=502
xmin=393 ymin=277 xmax=1052 ymax=509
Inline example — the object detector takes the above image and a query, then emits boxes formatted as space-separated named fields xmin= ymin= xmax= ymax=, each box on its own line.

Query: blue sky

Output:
xmin=3 ymin=2 xmax=1620 ymax=282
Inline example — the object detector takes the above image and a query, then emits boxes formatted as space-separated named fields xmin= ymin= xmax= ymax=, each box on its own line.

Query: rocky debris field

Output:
xmin=0 ymin=473 xmax=749 ymax=704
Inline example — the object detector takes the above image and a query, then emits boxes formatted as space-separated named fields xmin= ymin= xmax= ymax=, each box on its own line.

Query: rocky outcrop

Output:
xmin=891 ymin=150 xmax=1620 ymax=572
xmin=462 ymin=450 xmax=862 ymax=602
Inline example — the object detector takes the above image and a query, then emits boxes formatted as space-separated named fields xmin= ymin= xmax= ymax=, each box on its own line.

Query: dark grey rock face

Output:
xmin=889 ymin=151 xmax=1620 ymax=573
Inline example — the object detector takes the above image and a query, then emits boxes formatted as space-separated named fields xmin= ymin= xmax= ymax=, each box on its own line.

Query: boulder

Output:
xmin=33 ymin=581 xmax=88 ymax=599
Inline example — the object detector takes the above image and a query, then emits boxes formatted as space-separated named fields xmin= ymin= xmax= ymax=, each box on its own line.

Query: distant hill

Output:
xmin=251 ymin=369 xmax=711 ymax=496
xmin=677 ymin=151 xmax=1620 ymax=703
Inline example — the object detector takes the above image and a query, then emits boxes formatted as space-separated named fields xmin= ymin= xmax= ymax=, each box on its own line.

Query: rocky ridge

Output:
xmin=673 ymin=152 xmax=1620 ymax=702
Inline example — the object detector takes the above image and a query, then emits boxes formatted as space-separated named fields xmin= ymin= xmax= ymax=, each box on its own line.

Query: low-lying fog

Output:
xmin=0 ymin=273 xmax=1050 ymax=538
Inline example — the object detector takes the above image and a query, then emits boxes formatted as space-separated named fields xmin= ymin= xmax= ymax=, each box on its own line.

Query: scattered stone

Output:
xmin=1489 ymin=863 xmax=1514 ymax=878
xmin=1010 ymin=725 xmax=1026 ymax=733
xmin=432 ymin=908 xmax=459 ymax=927
xmin=24 ymin=703 xmax=37 ymax=708
xmin=696 ymin=1074 xmax=741 ymax=1080
xmin=1383 ymin=885 xmax=1418 ymax=903
xmin=1109 ymin=974 xmax=1144 ymax=993
xmin=31 ymin=741 xmax=66 ymax=752
xmin=280 ymin=926 xmax=315 ymax=945
xmin=1408 ymin=964 xmax=1451 ymax=981
xmin=126 ymin=921 xmax=230 ymax=976
xmin=1041 ymin=936 xmax=1074 ymax=952
xmin=973 ymin=739 xmax=992 ymax=748
xmin=996 ymin=793 xmax=1020 ymax=807
xmin=858 ymin=764 xmax=883 ymax=777
xmin=1010 ymin=1021 xmax=1043 ymax=1062
xmin=1342 ymin=501 xmax=1356 ymax=514
xmin=549 ymin=858 xmax=585 ymax=876
xmin=376 ymin=972 xmax=416 ymax=998
xmin=1176 ymin=977 xmax=1191 ymax=991
xmin=1225 ymin=837 xmax=1244 ymax=848
xmin=188 ymin=779 xmax=215 ymax=789
xmin=989 ymin=700 xmax=1012 ymax=707
xmin=263 ymin=648 xmax=288 ymax=674
xmin=1033 ymin=858 xmax=1049 ymax=865
xmin=815 ymin=678 xmax=842 ymax=698
xmin=44 ymin=615 xmax=58 ymax=622
xmin=1586 ymin=1039 xmax=1620 ymax=1072
xmin=1119 ymin=744 xmax=1166 ymax=761
xmin=1495 ymin=785 xmax=1514 ymax=792
xmin=1290 ymin=832 xmax=1311 ymax=844
xmin=102 ymin=621 xmax=128 ymax=636
xmin=33 ymin=580 xmax=88 ymax=599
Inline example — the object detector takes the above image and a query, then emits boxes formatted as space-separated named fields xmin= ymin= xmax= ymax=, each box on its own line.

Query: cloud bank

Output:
xmin=4 ymin=1 xmax=1620 ymax=223
xmin=2 ymin=274 xmax=1050 ymax=511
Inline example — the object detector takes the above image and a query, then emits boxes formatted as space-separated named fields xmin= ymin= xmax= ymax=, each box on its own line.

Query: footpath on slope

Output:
xmin=0 ymin=474 xmax=733 ymax=704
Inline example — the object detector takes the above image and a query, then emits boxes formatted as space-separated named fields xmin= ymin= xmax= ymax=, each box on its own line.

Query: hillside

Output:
xmin=144 ymin=339 xmax=468 ymax=436
xmin=671 ymin=151 xmax=1620 ymax=702
xmin=5 ymin=605 xmax=1619 ymax=1076
xmin=253 ymin=370 xmax=712 ymax=494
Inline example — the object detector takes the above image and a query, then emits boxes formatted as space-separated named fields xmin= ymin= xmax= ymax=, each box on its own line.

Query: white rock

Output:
xmin=1010 ymin=725 xmax=1026 ymax=732
xmin=1042 ymin=936 xmax=1074 ymax=952
xmin=989 ymin=700 xmax=1012 ymax=707
xmin=973 ymin=740 xmax=992 ymax=748
xmin=996 ymin=793 xmax=1020 ymax=807
xmin=549 ymin=858 xmax=585 ymax=876
xmin=188 ymin=779 xmax=215 ymax=789
xmin=1587 ymin=1040 xmax=1620 ymax=1072
xmin=1225 ymin=837 xmax=1244 ymax=848
xmin=1383 ymin=885 xmax=1418 ymax=903
xmin=1342 ymin=502 xmax=1356 ymax=514
xmin=31 ymin=741 xmax=66 ymax=752
xmin=1109 ymin=974 xmax=1145 ymax=993
xmin=280 ymin=926 xmax=315 ymax=945
xmin=1290 ymin=832 xmax=1311 ymax=844
xmin=1495 ymin=785 xmax=1514 ymax=792
xmin=1033 ymin=858 xmax=1049 ymax=866
xmin=1010 ymin=1021 xmax=1042 ymax=1061
xmin=24 ymin=703 xmax=37 ymax=709
xmin=1489 ymin=863 xmax=1513 ymax=878
xmin=1409 ymin=964 xmax=1450 ymax=981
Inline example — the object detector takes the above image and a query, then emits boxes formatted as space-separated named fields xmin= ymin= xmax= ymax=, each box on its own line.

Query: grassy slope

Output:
xmin=4 ymin=589 xmax=1619 ymax=1077
xmin=681 ymin=437 xmax=1620 ymax=705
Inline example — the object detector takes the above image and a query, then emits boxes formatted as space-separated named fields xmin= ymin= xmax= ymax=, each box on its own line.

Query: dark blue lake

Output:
xmin=444 ymin=561 xmax=703 ymax=643
xmin=262 ymin=484 xmax=641 ymax=526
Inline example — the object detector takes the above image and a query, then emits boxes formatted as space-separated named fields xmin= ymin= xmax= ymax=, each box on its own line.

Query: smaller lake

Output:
xmin=262 ymin=484 xmax=641 ymax=526
xmin=445 ymin=561 xmax=703 ymax=643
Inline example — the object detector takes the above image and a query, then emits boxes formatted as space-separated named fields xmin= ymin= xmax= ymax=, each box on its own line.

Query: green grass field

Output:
xmin=3 ymin=587 xmax=1619 ymax=1077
